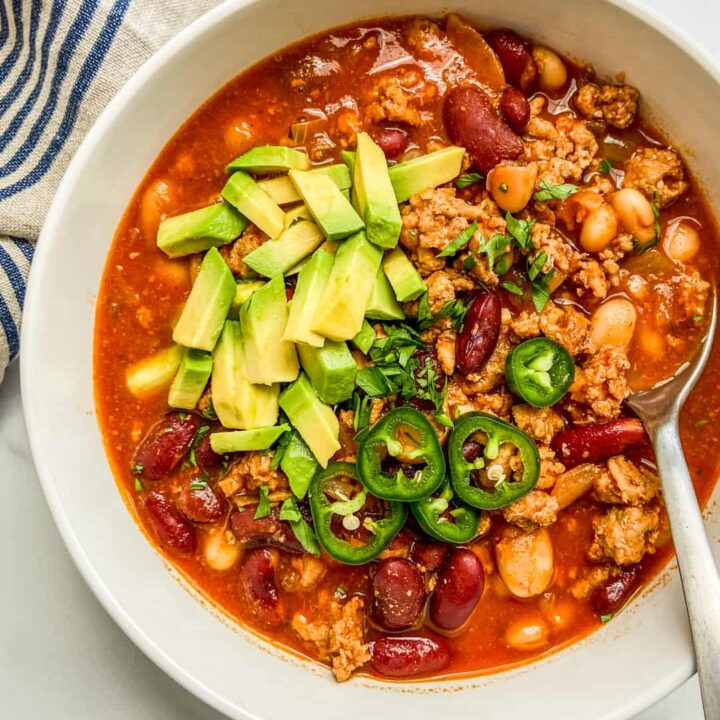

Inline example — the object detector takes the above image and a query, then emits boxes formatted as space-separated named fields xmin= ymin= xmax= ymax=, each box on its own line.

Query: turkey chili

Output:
xmin=94 ymin=14 xmax=720 ymax=682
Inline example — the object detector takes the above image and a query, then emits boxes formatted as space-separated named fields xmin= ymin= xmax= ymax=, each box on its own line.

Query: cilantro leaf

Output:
xmin=134 ymin=478 xmax=143 ymax=493
xmin=501 ymin=280 xmax=525 ymax=296
xmin=279 ymin=497 xmax=321 ymax=555
xmin=437 ymin=222 xmax=478 ymax=258
xmin=528 ymin=250 xmax=549 ymax=281
xmin=462 ymin=253 xmax=477 ymax=271
xmin=480 ymin=233 xmax=511 ymax=273
xmin=505 ymin=211 xmax=535 ymax=250
xmin=598 ymin=158 xmax=613 ymax=174
xmin=417 ymin=293 xmax=432 ymax=325
xmin=254 ymin=486 xmax=272 ymax=519
xmin=418 ymin=298 xmax=468 ymax=332
xmin=635 ymin=201 xmax=661 ymax=254
xmin=131 ymin=463 xmax=144 ymax=476
xmin=415 ymin=357 xmax=448 ymax=415
xmin=455 ymin=172 xmax=483 ymax=189
xmin=600 ymin=613 xmax=614 ymax=623
xmin=533 ymin=179 xmax=579 ymax=202
xmin=356 ymin=367 xmax=395 ymax=397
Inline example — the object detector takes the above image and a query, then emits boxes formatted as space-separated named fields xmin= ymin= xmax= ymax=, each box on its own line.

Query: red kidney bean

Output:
xmin=500 ymin=86 xmax=531 ymax=133
xmin=444 ymin=87 xmax=523 ymax=174
xmin=456 ymin=290 xmax=502 ymax=375
xmin=593 ymin=566 xmax=640 ymax=617
xmin=132 ymin=413 xmax=200 ymax=482
xmin=462 ymin=440 xmax=484 ymax=463
xmin=239 ymin=548 xmax=286 ymax=629
xmin=372 ymin=558 xmax=426 ymax=631
xmin=429 ymin=548 xmax=485 ymax=631
xmin=177 ymin=482 xmax=226 ymax=523
xmin=410 ymin=539 xmax=448 ymax=572
xmin=230 ymin=506 xmax=304 ymax=553
xmin=193 ymin=431 xmax=223 ymax=471
xmin=372 ymin=127 xmax=408 ymax=159
xmin=551 ymin=418 xmax=647 ymax=469
xmin=486 ymin=30 xmax=538 ymax=93
xmin=372 ymin=636 xmax=451 ymax=677
xmin=145 ymin=491 xmax=197 ymax=554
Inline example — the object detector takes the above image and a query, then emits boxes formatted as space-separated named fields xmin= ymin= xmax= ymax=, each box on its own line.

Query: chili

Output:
xmin=411 ymin=479 xmax=481 ymax=543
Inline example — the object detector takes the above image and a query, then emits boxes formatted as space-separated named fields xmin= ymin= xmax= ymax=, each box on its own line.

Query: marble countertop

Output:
xmin=2 ymin=1 xmax=719 ymax=716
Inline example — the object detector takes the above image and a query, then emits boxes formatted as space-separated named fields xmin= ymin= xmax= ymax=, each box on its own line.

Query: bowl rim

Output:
xmin=20 ymin=0 xmax=720 ymax=717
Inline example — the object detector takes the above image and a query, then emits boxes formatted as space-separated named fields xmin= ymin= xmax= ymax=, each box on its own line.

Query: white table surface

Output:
xmin=1 ymin=1 xmax=719 ymax=717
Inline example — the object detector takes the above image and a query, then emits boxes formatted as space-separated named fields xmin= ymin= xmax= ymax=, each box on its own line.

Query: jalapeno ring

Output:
xmin=411 ymin=479 xmax=482 ymax=544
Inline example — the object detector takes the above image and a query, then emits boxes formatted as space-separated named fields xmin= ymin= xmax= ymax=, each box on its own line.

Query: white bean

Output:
xmin=495 ymin=528 xmax=554 ymax=598
xmin=590 ymin=297 xmax=637 ymax=351
xmin=203 ymin=527 xmax=241 ymax=572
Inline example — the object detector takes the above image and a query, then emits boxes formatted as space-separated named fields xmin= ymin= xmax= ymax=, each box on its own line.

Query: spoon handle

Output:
xmin=652 ymin=418 xmax=720 ymax=719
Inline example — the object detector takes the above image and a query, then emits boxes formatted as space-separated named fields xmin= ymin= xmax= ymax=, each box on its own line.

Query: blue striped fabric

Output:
xmin=0 ymin=0 xmax=220 ymax=383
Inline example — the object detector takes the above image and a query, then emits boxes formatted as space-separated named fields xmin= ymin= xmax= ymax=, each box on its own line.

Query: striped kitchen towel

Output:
xmin=0 ymin=0 xmax=221 ymax=383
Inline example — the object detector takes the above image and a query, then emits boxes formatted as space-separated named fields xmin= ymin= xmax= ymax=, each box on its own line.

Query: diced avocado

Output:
xmin=388 ymin=146 xmax=465 ymax=202
xmin=172 ymin=247 xmax=236 ymax=351
xmin=365 ymin=268 xmax=405 ymax=321
xmin=227 ymin=145 xmax=310 ymax=173
xmin=297 ymin=340 xmax=357 ymax=404
xmin=340 ymin=149 xmax=356 ymax=175
xmin=126 ymin=345 xmax=183 ymax=396
xmin=210 ymin=424 xmax=289 ymax=454
xmin=352 ymin=320 xmax=376 ymax=354
xmin=289 ymin=169 xmax=364 ymax=240
xmin=382 ymin=247 xmax=427 ymax=302
xmin=311 ymin=232 xmax=383 ymax=340
xmin=240 ymin=275 xmax=299 ymax=384
xmin=230 ymin=280 xmax=265 ymax=317
xmin=284 ymin=246 xmax=334 ymax=346
xmin=211 ymin=320 xmax=279 ymax=429
xmin=157 ymin=202 xmax=248 ymax=258
xmin=280 ymin=432 xmax=319 ymax=499
xmin=280 ymin=374 xmax=340 ymax=467
xmin=258 ymin=165 xmax=352 ymax=205
xmin=168 ymin=349 xmax=213 ymax=410
xmin=354 ymin=132 xmax=402 ymax=249
xmin=243 ymin=220 xmax=324 ymax=278
xmin=222 ymin=171 xmax=285 ymax=239
xmin=284 ymin=203 xmax=313 ymax=228
xmin=285 ymin=240 xmax=338 ymax=276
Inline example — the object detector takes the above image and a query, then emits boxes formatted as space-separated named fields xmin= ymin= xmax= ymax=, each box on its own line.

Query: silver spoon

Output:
xmin=627 ymin=293 xmax=720 ymax=719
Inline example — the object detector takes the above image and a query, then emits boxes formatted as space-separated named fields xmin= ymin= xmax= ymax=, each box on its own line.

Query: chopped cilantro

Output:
xmin=527 ymin=251 xmax=555 ymax=312
xmin=279 ymin=497 xmax=321 ymax=555
xmin=417 ymin=292 xmax=433 ymax=325
xmin=189 ymin=475 xmax=209 ymax=491
xmin=134 ymin=478 xmax=143 ymax=493
xmin=692 ymin=314 xmax=703 ymax=323
xmin=335 ymin=586 xmax=348 ymax=600
xmin=188 ymin=424 xmax=211 ymax=467
xmin=505 ymin=211 xmax=535 ymax=250
xmin=352 ymin=392 xmax=372 ymax=441
xmin=479 ymin=233 xmax=511 ymax=273
xmin=434 ymin=413 xmax=454 ymax=428
xmin=254 ymin=485 xmax=272 ymax=519
xmin=419 ymin=298 xmax=468 ymax=333
xmin=455 ymin=172 xmax=483 ymax=189
xmin=598 ymin=158 xmax=613 ymax=174
xmin=533 ymin=179 xmax=579 ymax=202
xmin=415 ymin=356 xmax=447 ymax=416
xmin=437 ymin=221 xmax=478 ymax=258
xmin=200 ymin=401 xmax=217 ymax=421
xmin=462 ymin=253 xmax=477 ymax=271
xmin=355 ymin=367 xmax=395 ymax=397
xmin=636 ymin=201 xmax=661 ymax=254
xmin=131 ymin=463 xmax=144 ymax=476
xmin=600 ymin=613 xmax=614 ymax=624
xmin=501 ymin=280 xmax=525 ymax=296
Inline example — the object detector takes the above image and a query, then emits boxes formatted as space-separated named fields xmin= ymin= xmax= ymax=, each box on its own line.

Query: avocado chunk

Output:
xmin=211 ymin=320 xmax=279 ymax=429
xmin=240 ymin=275 xmax=299 ymax=384
xmin=222 ymin=171 xmax=285 ymax=239
xmin=230 ymin=280 xmax=265 ymax=318
xmin=283 ymin=246 xmax=334 ymax=346
xmin=289 ymin=169 xmax=364 ymax=240
xmin=340 ymin=149 xmax=356 ymax=175
xmin=157 ymin=201 xmax=248 ymax=258
xmin=388 ymin=146 xmax=465 ymax=202
xmin=297 ymin=340 xmax=357 ymax=404
xmin=354 ymin=132 xmax=402 ymax=249
xmin=352 ymin=320 xmax=376 ymax=354
xmin=280 ymin=432 xmax=319 ymax=499
xmin=227 ymin=145 xmax=310 ymax=173
xmin=365 ymin=267 xmax=405 ymax=321
xmin=311 ymin=232 xmax=383 ymax=341
xmin=382 ymin=247 xmax=427 ymax=301
xmin=126 ymin=345 xmax=183 ymax=397
xmin=168 ymin=349 xmax=213 ymax=410
xmin=280 ymin=374 xmax=340 ymax=467
xmin=172 ymin=247 xmax=236 ymax=351
xmin=243 ymin=220 xmax=324 ymax=278
xmin=210 ymin=424 xmax=289 ymax=454
xmin=284 ymin=203 xmax=313 ymax=228
xmin=258 ymin=165 xmax=352 ymax=205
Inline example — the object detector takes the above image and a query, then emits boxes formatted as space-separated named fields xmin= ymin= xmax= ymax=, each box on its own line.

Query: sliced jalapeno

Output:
xmin=357 ymin=407 xmax=445 ymax=502
xmin=411 ymin=479 xmax=481 ymax=544
xmin=505 ymin=338 xmax=575 ymax=407
xmin=448 ymin=412 xmax=540 ymax=510
xmin=309 ymin=462 xmax=407 ymax=565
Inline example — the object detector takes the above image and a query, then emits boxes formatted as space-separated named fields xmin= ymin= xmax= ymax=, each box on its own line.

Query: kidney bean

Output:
xmin=177 ymin=482 xmax=226 ymax=523
xmin=371 ymin=127 xmax=408 ymax=159
xmin=486 ymin=29 xmax=538 ymax=93
xmin=444 ymin=87 xmax=523 ymax=174
xmin=145 ymin=491 xmax=196 ymax=554
xmin=593 ymin=566 xmax=640 ymax=617
xmin=410 ymin=539 xmax=448 ymax=572
xmin=239 ymin=548 xmax=285 ymax=629
xmin=500 ymin=86 xmax=531 ymax=133
xmin=372 ymin=558 xmax=426 ymax=631
xmin=230 ymin=506 xmax=304 ymax=553
xmin=372 ymin=636 xmax=451 ymax=677
xmin=430 ymin=548 xmax=485 ymax=631
xmin=456 ymin=290 xmax=502 ymax=375
xmin=462 ymin=440 xmax=484 ymax=462
xmin=551 ymin=418 xmax=647 ymax=469
xmin=132 ymin=413 xmax=200 ymax=482
xmin=193 ymin=431 xmax=223 ymax=471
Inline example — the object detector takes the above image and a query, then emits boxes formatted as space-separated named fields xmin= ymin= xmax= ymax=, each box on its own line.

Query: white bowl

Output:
xmin=21 ymin=1 xmax=720 ymax=718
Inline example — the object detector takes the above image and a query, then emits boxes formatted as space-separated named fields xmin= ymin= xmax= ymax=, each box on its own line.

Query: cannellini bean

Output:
xmin=579 ymin=203 xmax=619 ymax=253
xmin=505 ymin=613 xmax=550 ymax=651
xmin=203 ymin=527 xmax=242 ymax=571
xmin=552 ymin=464 xmax=599 ymax=510
xmin=664 ymin=221 xmax=700 ymax=263
xmin=590 ymin=297 xmax=637 ymax=351
xmin=609 ymin=188 xmax=655 ymax=243
xmin=486 ymin=162 xmax=538 ymax=213
xmin=541 ymin=597 xmax=577 ymax=632
xmin=531 ymin=46 xmax=567 ymax=92
xmin=140 ymin=179 xmax=174 ymax=242
xmin=495 ymin=528 xmax=554 ymax=598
